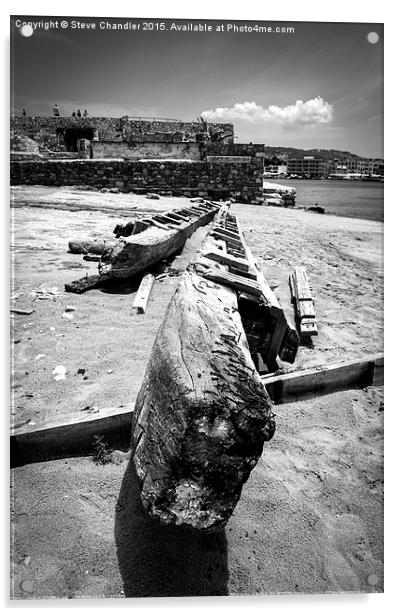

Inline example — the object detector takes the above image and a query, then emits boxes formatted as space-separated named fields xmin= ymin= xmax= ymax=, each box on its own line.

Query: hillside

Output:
xmin=263 ymin=146 xmax=366 ymax=161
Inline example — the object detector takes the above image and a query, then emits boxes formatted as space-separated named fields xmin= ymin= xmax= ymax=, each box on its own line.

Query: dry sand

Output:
xmin=10 ymin=187 xmax=383 ymax=598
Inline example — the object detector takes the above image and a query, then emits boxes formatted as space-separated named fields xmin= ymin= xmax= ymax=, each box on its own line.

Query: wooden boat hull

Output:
xmin=131 ymin=206 xmax=276 ymax=531
xmin=99 ymin=210 xmax=215 ymax=280
xmin=65 ymin=204 xmax=218 ymax=293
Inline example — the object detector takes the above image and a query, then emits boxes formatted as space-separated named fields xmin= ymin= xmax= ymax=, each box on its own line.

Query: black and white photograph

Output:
xmin=8 ymin=5 xmax=386 ymax=603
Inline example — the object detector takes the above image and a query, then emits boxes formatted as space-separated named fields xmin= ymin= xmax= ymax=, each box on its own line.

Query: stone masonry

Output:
xmin=10 ymin=159 xmax=263 ymax=203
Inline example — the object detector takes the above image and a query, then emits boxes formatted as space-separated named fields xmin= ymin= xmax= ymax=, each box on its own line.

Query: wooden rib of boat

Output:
xmin=65 ymin=201 xmax=220 ymax=294
xmin=131 ymin=205 xmax=297 ymax=532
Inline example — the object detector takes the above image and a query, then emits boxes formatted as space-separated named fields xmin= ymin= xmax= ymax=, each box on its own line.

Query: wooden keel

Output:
xmin=131 ymin=269 xmax=275 ymax=532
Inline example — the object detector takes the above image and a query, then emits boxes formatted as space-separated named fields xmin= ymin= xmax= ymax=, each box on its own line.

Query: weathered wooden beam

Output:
xmin=211 ymin=231 xmax=243 ymax=249
xmin=213 ymin=227 xmax=241 ymax=240
xmin=168 ymin=212 xmax=190 ymax=222
xmin=203 ymin=251 xmax=250 ymax=272
xmin=131 ymin=267 xmax=275 ymax=532
xmin=10 ymin=404 xmax=135 ymax=467
xmin=132 ymin=274 xmax=155 ymax=314
xmin=153 ymin=215 xmax=182 ymax=228
xmin=149 ymin=219 xmax=173 ymax=231
xmin=261 ymin=354 xmax=383 ymax=403
xmin=68 ymin=239 xmax=115 ymax=255
xmin=153 ymin=214 xmax=184 ymax=229
xmin=230 ymin=267 xmax=258 ymax=281
xmin=289 ymin=267 xmax=318 ymax=336
xmin=203 ymin=269 xmax=263 ymax=297
xmin=190 ymin=206 xmax=210 ymax=215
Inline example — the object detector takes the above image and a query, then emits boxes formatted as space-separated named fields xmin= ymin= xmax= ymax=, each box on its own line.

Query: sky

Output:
xmin=10 ymin=17 xmax=383 ymax=157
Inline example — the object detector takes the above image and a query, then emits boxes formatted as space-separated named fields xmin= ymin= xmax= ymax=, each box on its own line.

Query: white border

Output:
xmin=2 ymin=1 xmax=395 ymax=615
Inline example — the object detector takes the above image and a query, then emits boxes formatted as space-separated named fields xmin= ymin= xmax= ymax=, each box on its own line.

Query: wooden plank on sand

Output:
xmin=132 ymin=274 xmax=155 ymax=314
xmin=261 ymin=353 xmax=384 ymax=403
xmin=10 ymin=404 xmax=135 ymax=466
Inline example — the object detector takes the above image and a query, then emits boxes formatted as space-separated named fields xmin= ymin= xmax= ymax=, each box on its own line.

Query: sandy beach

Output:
xmin=10 ymin=187 xmax=383 ymax=597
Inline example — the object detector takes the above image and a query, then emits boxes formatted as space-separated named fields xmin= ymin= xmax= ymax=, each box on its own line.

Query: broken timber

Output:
xmin=131 ymin=205 xmax=276 ymax=532
xmin=65 ymin=201 xmax=220 ymax=294
xmin=132 ymin=273 xmax=155 ymax=314
xmin=262 ymin=353 xmax=383 ymax=403
xmin=289 ymin=266 xmax=317 ymax=337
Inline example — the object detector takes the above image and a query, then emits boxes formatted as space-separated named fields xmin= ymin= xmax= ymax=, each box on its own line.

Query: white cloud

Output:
xmin=201 ymin=97 xmax=334 ymax=127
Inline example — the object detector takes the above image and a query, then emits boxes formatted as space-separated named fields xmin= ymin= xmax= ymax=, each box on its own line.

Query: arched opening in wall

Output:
xmin=60 ymin=127 xmax=95 ymax=152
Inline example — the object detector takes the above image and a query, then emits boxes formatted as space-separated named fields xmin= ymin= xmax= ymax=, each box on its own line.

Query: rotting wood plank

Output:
xmin=230 ymin=267 xmax=258 ymax=280
xmin=148 ymin=219 xmax=172 ymax=231
xmin=153 ymin=215 xmax=182 ymax=228
xmin=213 ymin=227 xmax=241 ymax=240
xmin=168 ymin=212 xmax=190 ymax=222
xmin=261 ymin=354 xmax=383 ymax=403
xmin=203 ymin=269 xmax=263 ymax=297
xmin=293 ymin=266 xmax=313 ymax=301
xmin=203 ymin=251 xmax=250 ymax=272
xmin=211 ymin=231 xmax=243 ymax=248
xmin=132 ymin=274 xmax=155 ymax=314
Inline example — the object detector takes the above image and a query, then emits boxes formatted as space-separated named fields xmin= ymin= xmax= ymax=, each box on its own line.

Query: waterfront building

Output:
xmin=287 ymin=156 xmax=328 ymax=179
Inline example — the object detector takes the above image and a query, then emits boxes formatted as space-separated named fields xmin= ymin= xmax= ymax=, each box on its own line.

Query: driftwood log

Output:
xmin=131 ymin=208 xmax=276 ymax=532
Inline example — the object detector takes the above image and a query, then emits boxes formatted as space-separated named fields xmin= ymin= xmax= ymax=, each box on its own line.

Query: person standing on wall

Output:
xmin=53 ymin=104 xmax=60 ymax=116
xmin=77 ymin=109 xmax=82 ymax=117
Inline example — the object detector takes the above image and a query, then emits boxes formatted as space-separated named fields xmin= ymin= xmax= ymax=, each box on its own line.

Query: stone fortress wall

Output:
xmin=10 ymin=115 xmax=264 ymax=203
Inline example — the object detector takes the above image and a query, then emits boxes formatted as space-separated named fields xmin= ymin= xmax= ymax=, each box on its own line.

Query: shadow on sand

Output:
xmin=115 ymin=460 xmax=229 ymax=597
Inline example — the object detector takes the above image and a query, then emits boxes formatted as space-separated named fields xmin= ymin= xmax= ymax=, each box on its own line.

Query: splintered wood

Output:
xmin=289 ymin=266 xmax=318 ymax=336
xmin=131 ymin=205 xmax=297 ymax=532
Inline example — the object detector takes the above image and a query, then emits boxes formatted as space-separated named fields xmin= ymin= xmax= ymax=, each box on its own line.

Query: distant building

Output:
xmin=330 ymin=158 xmax=384 ymax=178
xmin=287 ymin=156 xmax=328 ymax=179
xmin=264 ymin=163 xmax=287 ymax=177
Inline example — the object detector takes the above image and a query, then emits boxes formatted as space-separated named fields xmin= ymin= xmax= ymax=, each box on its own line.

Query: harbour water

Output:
xmin=271 ymin=179 xmax=384 ymax=222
